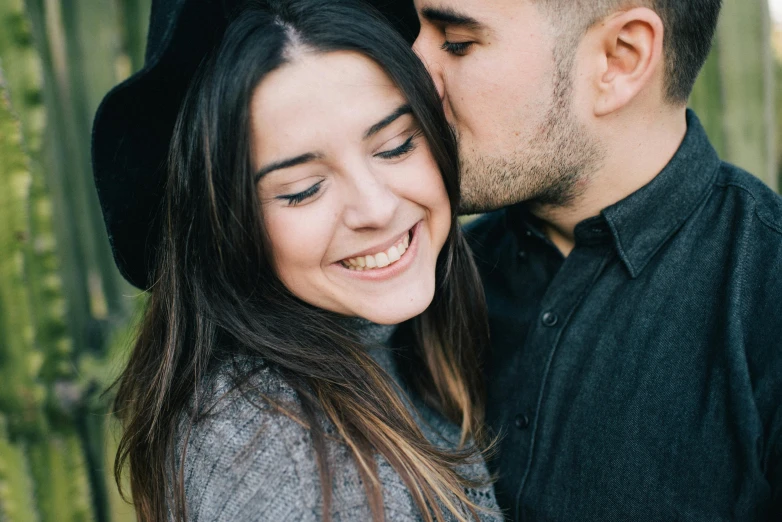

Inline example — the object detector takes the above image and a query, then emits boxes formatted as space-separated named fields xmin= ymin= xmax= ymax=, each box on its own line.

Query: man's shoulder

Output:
xmin=712 ymin=161 xmax=782 ymax=238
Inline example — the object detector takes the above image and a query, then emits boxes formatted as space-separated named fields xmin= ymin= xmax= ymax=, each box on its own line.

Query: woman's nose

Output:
xmin=342 ymin=169 xmax=399 ymax=231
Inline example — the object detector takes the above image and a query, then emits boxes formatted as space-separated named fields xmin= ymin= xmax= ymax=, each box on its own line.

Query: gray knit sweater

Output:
xmin=173 ymin=322 xmax=502 ymax=521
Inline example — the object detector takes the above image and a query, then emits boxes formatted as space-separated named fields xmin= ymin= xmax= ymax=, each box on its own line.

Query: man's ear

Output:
xmin=589 ymin=7 xmax=664 ymax=117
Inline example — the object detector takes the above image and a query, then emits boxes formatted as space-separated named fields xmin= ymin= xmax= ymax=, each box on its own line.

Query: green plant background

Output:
xmin=0 ymin=0 xmax=779 ymax=520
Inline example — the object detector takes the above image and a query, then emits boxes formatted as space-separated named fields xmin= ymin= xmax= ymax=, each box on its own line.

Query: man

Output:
xmin=412 ymin=1 xmax=782 ymax=520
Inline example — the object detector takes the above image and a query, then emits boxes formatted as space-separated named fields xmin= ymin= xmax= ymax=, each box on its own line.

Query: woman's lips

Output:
xmin=341 ymin=229 xmax=411 ymax=270
xmin=335 ymin=222 xmax=421 ymax=280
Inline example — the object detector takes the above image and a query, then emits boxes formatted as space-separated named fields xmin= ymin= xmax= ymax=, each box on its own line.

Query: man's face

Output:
xmin=413 ymin=0 xmax=602 ymax=213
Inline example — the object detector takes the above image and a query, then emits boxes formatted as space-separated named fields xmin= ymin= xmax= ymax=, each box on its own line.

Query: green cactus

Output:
xmin=0 ymin=67 xmax=96 ymax=522
xmin=0 ymin=2 xmax=102 ymax=519
xmin=0 ymin=61 xmax=46 ymax=442
xmin=717 ymin=0 xmax=777 ymax=192
xmin=57 ymin=0 xmax=131 ymax=324
xmin=26 ymin=435 xmax=94 ymax=522
xmin=689 ymin=50 xmax=725 ymax=158
xmin=776 ymin=42 xmax=782 ymax=189
xmin=0 ymin=417 xmax=39 ymax=522
xmin=690 ymin=0 xmax=778 ymax=192
xmin=0 ymin=0 xmax=75 ymax=421
xmin=1 ymin=1 xmax=156 ymax=518
xmin=16 ymin=0 xmax=93 ymax=359
xmin=0 ymin=64 xmax=45 ymax=522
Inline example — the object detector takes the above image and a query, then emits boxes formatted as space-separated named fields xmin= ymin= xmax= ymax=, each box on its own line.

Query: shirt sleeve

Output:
xmin=758 ymin=221 xmax=782 ymax=516
xmin=764 ymin=392 xmax=782 ymax=517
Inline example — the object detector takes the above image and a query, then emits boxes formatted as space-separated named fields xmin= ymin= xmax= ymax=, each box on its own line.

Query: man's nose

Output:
xmin=412 ymin=35 xmax=446 ymax=101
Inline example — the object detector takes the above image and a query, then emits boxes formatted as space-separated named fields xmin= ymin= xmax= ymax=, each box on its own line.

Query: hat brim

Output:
xmin=92 ymin=0 xmax=419 ymax=290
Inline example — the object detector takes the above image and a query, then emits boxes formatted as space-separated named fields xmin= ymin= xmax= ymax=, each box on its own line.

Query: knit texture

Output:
xmin=172 ymin=322 xmax=502 ymax=521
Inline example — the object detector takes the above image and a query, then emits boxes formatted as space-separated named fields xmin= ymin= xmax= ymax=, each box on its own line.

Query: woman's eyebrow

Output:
xmin=363 ymin=104 xmax=413 ymax=140
xmin=256 ymin=105 xmax=412 ymax=181
xmin=255 ymin=152 xmax=325 ymax=181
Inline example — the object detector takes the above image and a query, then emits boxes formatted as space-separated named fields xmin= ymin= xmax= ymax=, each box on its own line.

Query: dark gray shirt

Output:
xmin=466 ymin=110 xmax=782 ymax=521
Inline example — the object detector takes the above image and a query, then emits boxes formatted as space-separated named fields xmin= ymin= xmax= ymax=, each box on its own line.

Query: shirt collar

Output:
xmin=505 ymin=111 xmax=720 ymax=276
xmin=601 ymin=109 xmax=721 ymax=278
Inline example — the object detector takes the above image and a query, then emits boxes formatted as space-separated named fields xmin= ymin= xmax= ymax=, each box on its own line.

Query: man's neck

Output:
xmin=531 ymin=108 xmax=688 ymax=257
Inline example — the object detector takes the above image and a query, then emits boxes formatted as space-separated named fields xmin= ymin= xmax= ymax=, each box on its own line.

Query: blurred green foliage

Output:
xmin=690 ymin=0 xmax=779 ymax=192
xmin=0 ymin=0 xmax=149 ymax=520
xmin=0 ymin=0 xmax=779 ymax=521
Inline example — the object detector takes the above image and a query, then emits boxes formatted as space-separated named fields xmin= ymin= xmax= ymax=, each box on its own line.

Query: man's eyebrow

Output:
xmin=255 ymin=152 xmax=324 ymax=180
xmin=420 ymin=7 xmax=483 ymax=30
xmin=364 ymin=104 xmax=413 ymax=140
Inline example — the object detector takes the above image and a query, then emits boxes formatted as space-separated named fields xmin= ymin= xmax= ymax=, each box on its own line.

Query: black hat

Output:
xmin=91 ymin=0 xmax=419 ymax=290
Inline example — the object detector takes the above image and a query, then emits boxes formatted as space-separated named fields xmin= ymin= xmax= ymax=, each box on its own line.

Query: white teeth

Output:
xmin=342 ymin=229 xmax=414 ymax=271
xmin=387 ymin=246 xmax=401 ymax=263
xmin=375 ymin=252 xmax=390 ymax=268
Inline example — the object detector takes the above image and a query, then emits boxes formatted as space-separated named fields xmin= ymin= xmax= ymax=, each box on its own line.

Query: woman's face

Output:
xmin=251 ymin=51 xmax=452 ymax=325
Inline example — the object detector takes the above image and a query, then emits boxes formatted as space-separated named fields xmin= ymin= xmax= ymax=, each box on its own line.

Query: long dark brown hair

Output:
xmin=113 ymin=1 xmax=491 ymax=521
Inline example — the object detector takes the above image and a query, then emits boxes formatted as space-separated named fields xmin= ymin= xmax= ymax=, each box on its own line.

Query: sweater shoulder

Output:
xmin=176 ymin=359 xmax=322 ymax=521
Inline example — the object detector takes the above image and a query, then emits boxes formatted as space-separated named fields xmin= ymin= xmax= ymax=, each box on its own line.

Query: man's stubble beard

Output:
xmin=458 ymin=48 xmax=605 ymax=215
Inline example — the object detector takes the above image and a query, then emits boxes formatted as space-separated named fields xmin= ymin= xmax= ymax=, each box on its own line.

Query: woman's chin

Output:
xmin=355 ymin=303 xmax=432 ymax=326
xmin=348 ymin=289 xmax=435 ymax=326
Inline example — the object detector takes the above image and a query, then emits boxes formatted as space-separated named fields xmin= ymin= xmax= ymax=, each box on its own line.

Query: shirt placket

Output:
xmin=513 ymin=234 xmax=614 ymax=521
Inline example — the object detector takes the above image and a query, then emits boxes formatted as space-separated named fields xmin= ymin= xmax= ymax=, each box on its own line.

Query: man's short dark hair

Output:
xmin=536 ymin=0 xmax=723 ymax=104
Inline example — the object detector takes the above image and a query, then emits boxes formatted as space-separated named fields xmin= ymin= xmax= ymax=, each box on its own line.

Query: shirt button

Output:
xmin=541 ymin=311 xmax=558 ymax=327
xmin=514 ymin=414 xmax=530 ymax=430
xmin=518 ymin=250 xmax=527 ymax=260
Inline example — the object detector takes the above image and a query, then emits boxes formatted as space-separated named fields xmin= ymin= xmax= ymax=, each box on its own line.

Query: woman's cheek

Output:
xmin=407 ymin=152 xmax=452 ymax=245
xmin=264 ymin=201 xmax=337 ymax=283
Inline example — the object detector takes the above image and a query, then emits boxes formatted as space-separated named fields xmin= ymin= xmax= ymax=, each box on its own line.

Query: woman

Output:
xmin=106 ymin=0 xmax=501 ymax=520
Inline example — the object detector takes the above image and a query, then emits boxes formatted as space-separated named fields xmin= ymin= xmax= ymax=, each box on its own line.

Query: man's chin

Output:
xmin=458 ymin=190 xmax=525 ymax=216
xmin=456 ymin=153 xmax=532 ymax=214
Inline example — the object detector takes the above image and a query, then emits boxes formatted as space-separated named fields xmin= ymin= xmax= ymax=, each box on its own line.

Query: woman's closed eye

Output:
xmin=273 ymin=129 xmax=422 ymax=206
xmin=374 ymin=131 xmax=423 ymax=160
xmin=277 ymin=179 xmax=325 ymax=206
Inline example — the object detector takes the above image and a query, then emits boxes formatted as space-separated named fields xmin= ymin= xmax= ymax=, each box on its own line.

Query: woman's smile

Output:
xmin=335 ymin=222 xmax=420 ymax=280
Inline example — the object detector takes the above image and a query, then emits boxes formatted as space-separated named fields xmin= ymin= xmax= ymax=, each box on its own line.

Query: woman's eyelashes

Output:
xmin=277 ymin=180 xmax=324 ymax=206
xmin=374 ymin=131 xmax=422 ymax=160
xmin=275 ymin=131 xmax=421 ymax=206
